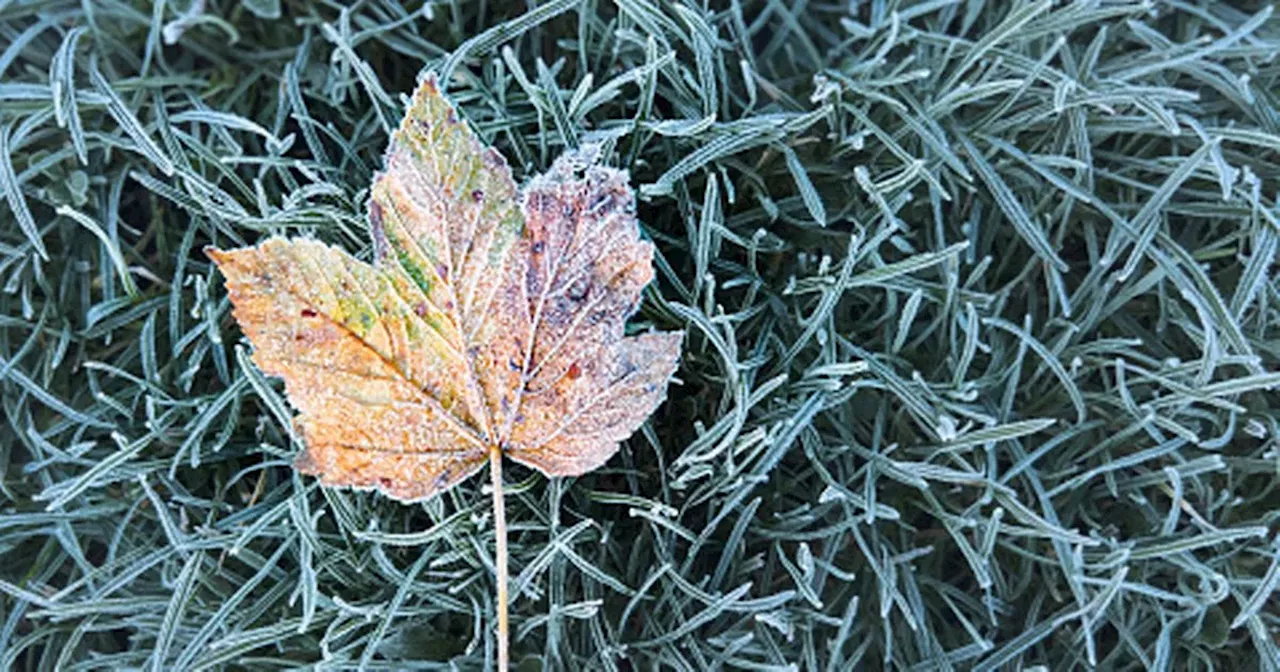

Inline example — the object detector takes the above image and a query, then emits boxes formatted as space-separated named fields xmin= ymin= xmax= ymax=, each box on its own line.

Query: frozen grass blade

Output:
xmin=3 ymin=1 xmax=1279 ymax=669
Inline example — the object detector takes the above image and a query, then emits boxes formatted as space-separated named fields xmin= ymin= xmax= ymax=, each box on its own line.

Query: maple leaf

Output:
xmin=206 ymin=72 xmax=682 ymax=667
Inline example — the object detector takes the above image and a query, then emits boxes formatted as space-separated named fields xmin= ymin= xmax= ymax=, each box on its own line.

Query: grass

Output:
xmin=2 ymin=0 xmax=1280 ymax=669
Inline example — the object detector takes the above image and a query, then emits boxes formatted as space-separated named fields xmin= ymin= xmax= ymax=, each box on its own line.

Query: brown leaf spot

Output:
xmin=567 ymin=362 xmax=581 ymax=380
xmin=471 ymin=189 xmax=485 ymax=203
xmin=300 ymin=308 xmax=318 ymax=318
xmin=414 ymin=302 xmax=429 ymax=317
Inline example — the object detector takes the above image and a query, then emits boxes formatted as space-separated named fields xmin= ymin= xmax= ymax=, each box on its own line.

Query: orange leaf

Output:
xmin=207 ymin=73 xmax=683 ymax=503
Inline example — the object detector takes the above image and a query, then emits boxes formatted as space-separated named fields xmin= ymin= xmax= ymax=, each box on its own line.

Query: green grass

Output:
xmin=3 ymin=0 xmax=1280 ymax=669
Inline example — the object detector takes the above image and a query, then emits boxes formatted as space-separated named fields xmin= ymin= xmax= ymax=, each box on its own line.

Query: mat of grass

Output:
xmin=3 ymin=1 xmax=1279 ymax=669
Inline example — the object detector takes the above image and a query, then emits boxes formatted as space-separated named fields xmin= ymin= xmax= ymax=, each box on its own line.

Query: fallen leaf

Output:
xmin=208 ymin=72 xmax=683 ymax=500
xmin=208 ymin=74 xmax=682 ymax=501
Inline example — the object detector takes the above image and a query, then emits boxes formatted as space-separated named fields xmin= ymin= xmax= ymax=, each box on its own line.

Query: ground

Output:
xmin=2 ymin=1 xmax=1279 ymax=669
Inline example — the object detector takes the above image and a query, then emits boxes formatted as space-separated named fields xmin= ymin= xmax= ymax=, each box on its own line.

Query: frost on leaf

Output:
xmin=207 ymin=73 xmax=683 ymax=502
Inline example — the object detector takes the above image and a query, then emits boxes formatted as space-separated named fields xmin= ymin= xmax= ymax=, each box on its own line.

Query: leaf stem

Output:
xmin=489 ymin=444 xmax=509 ymax=669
